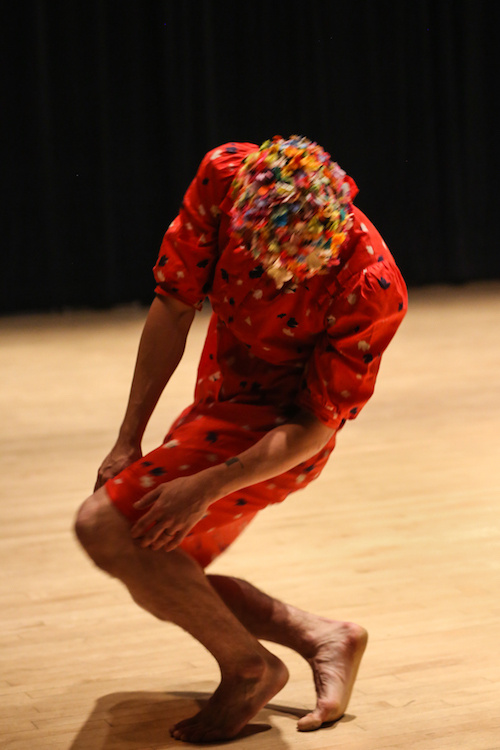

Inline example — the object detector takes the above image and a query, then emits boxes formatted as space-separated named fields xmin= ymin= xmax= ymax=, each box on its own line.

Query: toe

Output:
xmin=171 ymin=728 xmax=189 ymax=742
xmin=298 ymin=701 xmax=343 ymax=732
xmin=171 ymin=718 xmax=192 ymax=732
xmin=170 ymin=713 xmax=202 ymax=735
xmin=178 ymin=718 xmax=211 ymax=742
xmin=297 ymin=709 xmax=324 ymax=732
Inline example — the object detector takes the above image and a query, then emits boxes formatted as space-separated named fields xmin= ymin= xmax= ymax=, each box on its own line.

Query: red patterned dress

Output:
xmin=106 ymin=142 xmax=407 ymax=567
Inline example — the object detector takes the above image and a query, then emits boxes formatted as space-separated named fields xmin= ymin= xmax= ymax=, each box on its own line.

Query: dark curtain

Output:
xmin=1 ymin=0 xmax=498 ymax=314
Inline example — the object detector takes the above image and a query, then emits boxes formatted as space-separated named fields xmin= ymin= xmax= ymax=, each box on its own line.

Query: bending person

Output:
xmin=75 ymin=136 xmax=407 ymax=743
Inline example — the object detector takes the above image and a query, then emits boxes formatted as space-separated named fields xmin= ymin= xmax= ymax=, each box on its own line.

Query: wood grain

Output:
xmin=1 ymin=282 xmax=499 ymax=749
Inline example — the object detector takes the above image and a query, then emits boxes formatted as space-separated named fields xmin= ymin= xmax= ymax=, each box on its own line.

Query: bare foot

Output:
xmin=297 ymin=620 xmax=368 ymax=731
xmin=170 ymin=653 xmax=289 ymax=743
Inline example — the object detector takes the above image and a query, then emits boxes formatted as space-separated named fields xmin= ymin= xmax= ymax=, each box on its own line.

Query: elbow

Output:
xmin=293 ymin=409 xmax=336 ymax=456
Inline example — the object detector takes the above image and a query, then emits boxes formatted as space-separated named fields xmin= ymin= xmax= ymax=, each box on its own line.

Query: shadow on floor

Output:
xmin=69 ymin=690 xmax=355 ymax=748
xmin=69 ymin=690 xmax=276 ymax=749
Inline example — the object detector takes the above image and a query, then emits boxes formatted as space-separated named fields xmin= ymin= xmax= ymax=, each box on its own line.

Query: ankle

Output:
xmin=303 ymin=620 xmax=368 ymax=660
xmin=271 ymin=606 xmax=330 ymax=658
xmin=220 ymin=650 xmax=271 ymax=682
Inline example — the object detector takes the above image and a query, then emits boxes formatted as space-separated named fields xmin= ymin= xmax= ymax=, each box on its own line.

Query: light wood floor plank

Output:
xmin=1 ymin=281 xmax=499 ymax=748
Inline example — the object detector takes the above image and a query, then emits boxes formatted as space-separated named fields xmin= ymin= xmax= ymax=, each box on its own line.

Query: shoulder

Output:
xmin=193 ymin=142 xmax=259 ymax=211
xmin=326 ymin=206 xmax=402 ymax=291
xmin=199 ymin=142 xmax=259 ymax=179
xmin=319 ymin=208 xmax=407 ymax=320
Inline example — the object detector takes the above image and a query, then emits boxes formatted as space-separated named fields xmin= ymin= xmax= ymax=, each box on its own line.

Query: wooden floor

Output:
xmin=1 ymin=282 xmax=499 ymax=750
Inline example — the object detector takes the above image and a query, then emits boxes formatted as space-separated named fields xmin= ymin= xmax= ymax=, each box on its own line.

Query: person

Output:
xmin=75 ymin=135 xmax=407 ymax=743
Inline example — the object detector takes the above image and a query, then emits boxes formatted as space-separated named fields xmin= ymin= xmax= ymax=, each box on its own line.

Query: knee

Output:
xmin=74 ymin=491 xmax=116 ymax=571
xmin=74 ymin=493 xmax=98 ymax=548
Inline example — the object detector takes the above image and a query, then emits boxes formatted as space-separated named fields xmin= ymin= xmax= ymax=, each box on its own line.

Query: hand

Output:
xmin=94 ymin=441 xmax=142 ymax=491
xmin=130 ymin=473 xmax=212 ymax=552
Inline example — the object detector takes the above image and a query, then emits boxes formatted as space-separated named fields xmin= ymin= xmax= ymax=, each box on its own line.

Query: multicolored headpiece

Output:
xmin=230 ymin=135 xmax=353 ymax=287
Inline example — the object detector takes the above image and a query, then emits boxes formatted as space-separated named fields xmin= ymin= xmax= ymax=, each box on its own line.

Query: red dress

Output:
xmin=106 ymin=142 xmax=408 ymax=567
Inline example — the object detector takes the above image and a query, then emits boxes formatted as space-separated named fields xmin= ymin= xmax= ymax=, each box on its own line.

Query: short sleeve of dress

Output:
xmin=153 ymin=143 xmax=257 ymax=310
xmin=296 ymin=260 xmax=408 ymax=429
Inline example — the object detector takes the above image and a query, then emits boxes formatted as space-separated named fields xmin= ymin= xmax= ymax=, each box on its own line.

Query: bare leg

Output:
xmin=207 ymin=575 xmax=368 ymax=730
xmin=75 ymin=489 xmax=288 ymax=743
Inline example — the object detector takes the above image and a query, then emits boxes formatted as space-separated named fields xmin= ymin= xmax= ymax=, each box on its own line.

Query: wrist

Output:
xmin=116 ymin=428 xmax=143 ymax=450
xmin=203 ymin=460 xmax=244 ymax=504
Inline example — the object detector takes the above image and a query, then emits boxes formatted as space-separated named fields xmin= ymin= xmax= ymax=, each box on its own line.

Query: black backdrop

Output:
xmin=1 ymin=0 xmax=498 ymax=314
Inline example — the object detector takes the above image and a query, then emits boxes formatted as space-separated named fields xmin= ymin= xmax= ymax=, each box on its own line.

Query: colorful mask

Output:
xmin=230 ymin=135 xmax=353 ymax=287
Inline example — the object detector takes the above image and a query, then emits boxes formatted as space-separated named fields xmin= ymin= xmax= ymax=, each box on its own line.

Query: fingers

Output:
xmin=151 ymin=529 xmax=177 ymax=551
xmin=94 ymin=470 xmax=110 ymax=491
xmin=128 ymin=478 xmax=200 ymax=551
xmin=95 ymin=477 xmax=110 ymax=493
xmin=131 ymin=508 xmax=181 ymax=548
xmin=132 ymin=508 xmax=186 ymax=551
xmin=151 ymin=528 xmax=184 ymax=553
xmin=94 ymin=467 xmax=116 ymax=492
xmin=164 ymin=529 xmax=185 ymax=552
xmin=133 ymin=489 xmax=159 ymax=510
xmin=141 ymin=523 xmax=180 ymax=550
xmin=94 ymin=445 xmax=143 ymax=495
xmin=130 ymin=492 xmax=161 ymax=539
xmin=131 ymin=508 xmax=163 ymax=542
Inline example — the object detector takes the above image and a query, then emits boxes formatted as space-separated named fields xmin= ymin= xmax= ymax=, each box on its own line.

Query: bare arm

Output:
xmin=95 ymin=294 xmax=195 ymax=489
xmin=131 ymin=409 xmax=334 ymax=550
xmin=205 ymin=409 xmax=334 ymax=502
